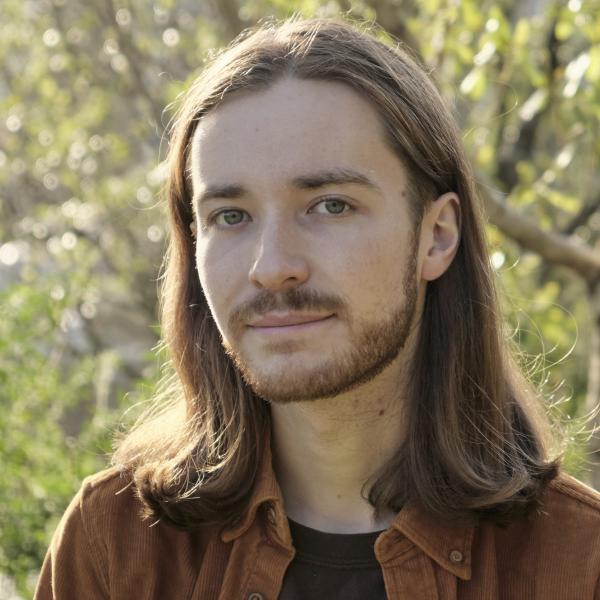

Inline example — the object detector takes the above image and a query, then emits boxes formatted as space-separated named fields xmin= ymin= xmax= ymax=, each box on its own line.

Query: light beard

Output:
xmin=222 ymin=241 xmax=419 ymax=404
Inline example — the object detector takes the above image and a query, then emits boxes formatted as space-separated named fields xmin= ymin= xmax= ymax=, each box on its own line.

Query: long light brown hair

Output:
xmin=113 ymin=17 xmax=559 ymax=528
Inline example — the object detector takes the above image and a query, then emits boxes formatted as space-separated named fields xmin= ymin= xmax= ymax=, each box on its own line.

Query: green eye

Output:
xmin=214 ymin=209 xmax=248 ymax=226
xmin=324 ymin=199 xmax=346 ymax=214
xmin=312 ymin=198 xmax=351 ymax=215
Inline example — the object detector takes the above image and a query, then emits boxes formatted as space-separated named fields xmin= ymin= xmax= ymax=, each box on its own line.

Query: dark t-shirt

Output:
xmin=279 ymin=518 xmax=387 ymax=599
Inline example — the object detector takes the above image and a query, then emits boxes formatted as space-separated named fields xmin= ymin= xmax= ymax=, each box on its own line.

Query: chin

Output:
xmin=239 ymin=359 xmax=368 ymax=404
xmin=233 ymin=356 xmax=327 ymax=402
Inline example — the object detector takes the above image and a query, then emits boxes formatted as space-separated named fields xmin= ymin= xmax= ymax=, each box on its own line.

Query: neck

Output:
xmin=270 ymin=354 xmax=408 ymax=534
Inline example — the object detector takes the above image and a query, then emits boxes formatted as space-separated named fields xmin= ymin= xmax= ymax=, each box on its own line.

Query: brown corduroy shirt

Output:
xmin=36 ymin=433 xmax=600 ymax=599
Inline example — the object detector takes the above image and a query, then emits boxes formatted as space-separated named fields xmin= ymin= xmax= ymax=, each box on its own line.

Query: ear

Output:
xmin=420 ymin=192 xmax=461 ymax=282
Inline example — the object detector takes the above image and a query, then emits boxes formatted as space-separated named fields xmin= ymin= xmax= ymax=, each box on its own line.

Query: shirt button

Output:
xmin=248 ymin=594 xmax=264 ymax=600
xmin=449 ymin=549 xmax=464 ymax=563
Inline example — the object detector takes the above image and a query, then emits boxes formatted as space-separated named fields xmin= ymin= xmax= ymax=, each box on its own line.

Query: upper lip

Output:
xmin=248 ymin=311 xmax=334 ymax=327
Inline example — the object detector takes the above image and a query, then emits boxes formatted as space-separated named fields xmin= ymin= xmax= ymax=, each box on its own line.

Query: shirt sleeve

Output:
xmin=34 ymin=482 xmax=109 ymax=600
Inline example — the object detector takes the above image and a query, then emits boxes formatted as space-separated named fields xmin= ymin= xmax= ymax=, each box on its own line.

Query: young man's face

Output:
xmin=191 ymin=77 xmax=428 ymax=403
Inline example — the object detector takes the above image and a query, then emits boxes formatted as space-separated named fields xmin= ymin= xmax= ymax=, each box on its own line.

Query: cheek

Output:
xmin=350 ymin=236 xmax=411 ymax=311
xmin=351 ymin=234 xmax=401 ymax=278
xmin=196 ymin=242 xmax=242 ymax=329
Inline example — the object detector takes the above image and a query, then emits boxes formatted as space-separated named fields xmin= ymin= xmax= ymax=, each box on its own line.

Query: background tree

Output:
xmin=1 ymin=0 xmax=599 ymax=596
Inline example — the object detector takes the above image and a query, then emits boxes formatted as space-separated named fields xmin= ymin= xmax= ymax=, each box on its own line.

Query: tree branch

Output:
xmin=479 ymin=182 xmax=600 ymax=284
xmin=562 ymin=195 xmax=600 ymax=235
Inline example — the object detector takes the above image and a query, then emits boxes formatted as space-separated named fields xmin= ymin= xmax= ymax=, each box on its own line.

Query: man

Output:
xmin=36 ymin=17 xmax=600 ymax=599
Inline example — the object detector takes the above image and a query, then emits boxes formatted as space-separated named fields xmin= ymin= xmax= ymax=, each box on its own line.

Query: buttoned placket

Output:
xmin=215 ymin=506 xmax=471 ymax=600
xmin=217 ymin=501 xmax=295 ymax=600
xmin=374 ymin=526 xmax=474 ymax=599
xmin=373 ymin=527 xmax=431 ymax=599
xmin=204 ymin=428 xmax=474 ymax=599
xmin=372 ymin=505 xmax=474 ymax=600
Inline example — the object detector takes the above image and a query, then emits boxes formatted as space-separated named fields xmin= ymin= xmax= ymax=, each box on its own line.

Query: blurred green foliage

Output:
xmin=1 ymin=0 xmax=599 ymax=596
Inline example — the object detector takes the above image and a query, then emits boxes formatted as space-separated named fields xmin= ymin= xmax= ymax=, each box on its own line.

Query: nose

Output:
xmin=249 ymin=220 xmax=310 ymax=291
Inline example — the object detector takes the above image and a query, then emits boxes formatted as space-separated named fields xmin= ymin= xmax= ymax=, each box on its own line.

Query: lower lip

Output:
xmin=248 ymin=315 xmax=335 ymax=336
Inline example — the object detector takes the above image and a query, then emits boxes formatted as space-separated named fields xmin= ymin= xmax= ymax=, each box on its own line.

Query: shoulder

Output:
xmin=487 ymin=471 xmax=600 ymax=561
xmin=64 ymin=468 xmax=221 ymax=578
xmin=61 ymin=465 xmax=144 ymax=540
xmin=59 ymin=466 xmax=207 ymax=556
xmin=74 ymin=467 xmax=187 ymax=545
xmin=37 ymin=468 xmax=225 ymax=598
xmin=77 ymin=466 xmax=139 ymax=518
xmin=35 ymin=468 xmax=140 ymax=598
xmin=81 ymin=465 xmax=130 ymax=492
xmin=517 ymin=470 xmax=600 ymax=565
xmin=55 ymin=466 xmax=150 ymax=562
xmin=75 ymin=467 xmax=224 ymax=550
xmin=543 ymin=470 xmax=600 ymax=522
xmin=476 ymin=471 xmax=600 ymax=596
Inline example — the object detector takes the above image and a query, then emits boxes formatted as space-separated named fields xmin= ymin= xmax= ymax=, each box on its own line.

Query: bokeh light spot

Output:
xmin=0 ymin=242 xmax=20 ymax=266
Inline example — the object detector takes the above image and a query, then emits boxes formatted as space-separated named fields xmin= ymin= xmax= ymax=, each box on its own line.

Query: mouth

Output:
xmin=247 ymin=312 xmax=335 ymax=333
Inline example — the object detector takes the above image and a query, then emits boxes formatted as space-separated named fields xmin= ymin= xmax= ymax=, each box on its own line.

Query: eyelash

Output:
xmin=207 ymin=197 xmax=354 ymax=228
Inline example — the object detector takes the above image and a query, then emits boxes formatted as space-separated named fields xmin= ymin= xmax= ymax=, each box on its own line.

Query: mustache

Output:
xmin=228 ymin=287 xmax=346 ymax=328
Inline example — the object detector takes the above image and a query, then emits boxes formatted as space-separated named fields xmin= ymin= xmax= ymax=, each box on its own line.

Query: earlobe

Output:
xmin=421 ymin=192 xmax=461 ymax=282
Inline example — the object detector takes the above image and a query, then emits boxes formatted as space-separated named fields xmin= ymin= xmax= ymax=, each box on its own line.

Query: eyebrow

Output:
xmin=194 ymin=167 xmax=382 ymax=206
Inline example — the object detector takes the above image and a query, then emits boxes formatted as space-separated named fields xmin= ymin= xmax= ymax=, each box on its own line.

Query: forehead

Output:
xmin=190 ymin=77 xmax=408 ymax=193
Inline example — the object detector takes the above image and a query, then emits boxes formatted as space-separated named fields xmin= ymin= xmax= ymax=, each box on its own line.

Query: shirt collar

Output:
xmin=220 ymin=427 xmax=291 ymax=546
xmin=387 ymin=501 xmax=475 ymax=580
xmin=220 ymin=426 xmax=474 ymax=579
